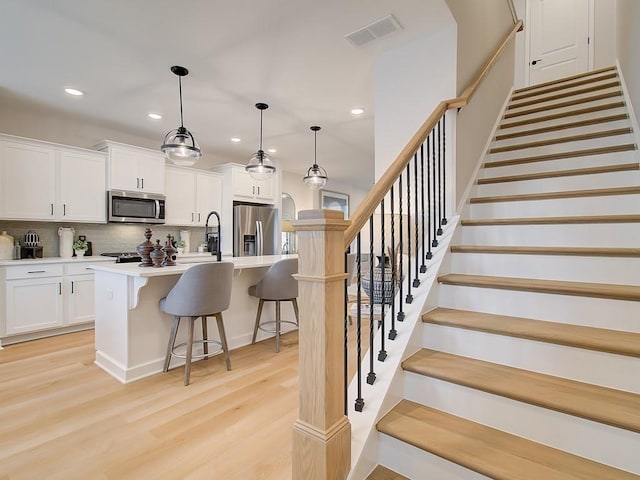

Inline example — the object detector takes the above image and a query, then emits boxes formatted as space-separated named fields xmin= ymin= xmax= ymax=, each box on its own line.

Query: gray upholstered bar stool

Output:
xmin=249 ymin=258 xmax=299 ymax=353
xmin=160 ymin=262 xmax=234 ymax=385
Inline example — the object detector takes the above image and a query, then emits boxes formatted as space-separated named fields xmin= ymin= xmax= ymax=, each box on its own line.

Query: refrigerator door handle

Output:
xmin=256 ymin=220 xmax=263 ymax=256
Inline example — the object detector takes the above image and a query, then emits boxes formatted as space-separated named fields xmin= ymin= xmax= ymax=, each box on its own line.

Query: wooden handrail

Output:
xmin=343 ymin=19 xmax=523 ymax=248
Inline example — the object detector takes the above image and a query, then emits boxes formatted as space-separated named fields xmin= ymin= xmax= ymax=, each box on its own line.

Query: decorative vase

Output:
xmin=0 ymin=231 xmax=14 ymax=260
xmin=177 ymin=247 xmax=184 ymax=255
xmin=150 ymin=239 xmax=165 ymax=268
xmin=25 ymin=230 xmax=40 ymax=247
xmin=362 ymin=255 xmax=401 ymax=305
xmin=162 ymin=234 xmax=177 ymax=266
xmin=136 ymin=228 xmax=154 ymax=267
xmin=74 ymin=249 xmax=86 ymax=257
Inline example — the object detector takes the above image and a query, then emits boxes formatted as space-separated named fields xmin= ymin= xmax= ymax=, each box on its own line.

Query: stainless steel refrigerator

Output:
xmin=233 ymin=203 xmax=278 ymax=256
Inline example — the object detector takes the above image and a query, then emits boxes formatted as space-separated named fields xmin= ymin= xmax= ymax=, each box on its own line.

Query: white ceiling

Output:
xmin=0 ymin=0 xmax=446 ymax=189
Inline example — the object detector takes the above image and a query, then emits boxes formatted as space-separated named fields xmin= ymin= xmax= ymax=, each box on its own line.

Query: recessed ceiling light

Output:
xmin=64 ymin=88 xmax=84 ymax=96
xmin=351 ymin=107 xmax=364 ymax=115
xmin=148 ymin=113 xmax=162 ymax=120
xmin=268 ymin=148 xmax=277 ymax=153
xmin=231 ymin=137 xmax=241 ymax=143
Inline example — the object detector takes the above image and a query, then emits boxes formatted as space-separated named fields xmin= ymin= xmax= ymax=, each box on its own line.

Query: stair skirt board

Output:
xmin=401 ymin=375 xmax=640 ymax=474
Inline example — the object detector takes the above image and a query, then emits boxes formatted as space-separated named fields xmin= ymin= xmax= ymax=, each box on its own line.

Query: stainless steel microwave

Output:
xmin=107 ymin=190 xmax=165 ymax=224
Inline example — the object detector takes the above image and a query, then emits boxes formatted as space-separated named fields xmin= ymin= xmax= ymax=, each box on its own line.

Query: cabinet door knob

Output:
xmin=58 ymin=282 xmax=62 ymax=295
xmin=71 ymin=281 xmax=75 ymax=294
xmin=63 ymin=204 xmax=66 ymax=216
xmin=50 ymin=203 xmax=54 ymax=215
xmin=141 ymin=178 xmax=144 ymax=189
xmin=137 ymin=178 xmax=140 ymax=189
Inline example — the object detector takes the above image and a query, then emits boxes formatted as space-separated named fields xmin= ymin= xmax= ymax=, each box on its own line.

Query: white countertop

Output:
xmin=0 ymin=255 xmax=115 ymax=267
xmin=89 ymin=254 xmax=298 ymax=277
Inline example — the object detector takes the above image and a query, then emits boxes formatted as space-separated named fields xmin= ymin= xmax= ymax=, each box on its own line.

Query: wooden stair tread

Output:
xmin=470 ymin=185 xmax=640 ymax=204
xmin=484 ymin=144 xmax=637 ymax=169
xmin=461 ymin=214 xmax=640 ymax=226
xmin=500 ymin=102 xmax=626 ymax=130
xmin=403 ymin=349 xmax=640 ymax=433
xmin=422 ymin=307 xmax=640 ymax=358
xmin=508 ymin=81 xmax=621 ymax=110
xmin=477 ymin=163 xmax=640 ymax=184
xmin=511 ymin=72 xmax=619 ymax=101
xmin=450 ymin=245 xmax=640 ymax=258
xmin=437 ymin=273 xmax=640 ymax=301
xmin=504 ymin=91 xmax=623 ymax=119
xmin=365 ymin=465 xmax=410 ymax=480
xmin=489 ymin=127 xmax=633 ymax=154
xmin=513 ymin=66 xmax=617 ymax=95
xmin=495 ymin=114 xmax=629 ymax=140
xmin=377 ymin=400 xmax=640 ymax=480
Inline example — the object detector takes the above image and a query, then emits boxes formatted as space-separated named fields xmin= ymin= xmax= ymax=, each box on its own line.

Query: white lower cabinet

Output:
xmin=2 ymin=262 xmax=99 ymax=339
xmin=4 ymin=265 xmax=64 ymax=335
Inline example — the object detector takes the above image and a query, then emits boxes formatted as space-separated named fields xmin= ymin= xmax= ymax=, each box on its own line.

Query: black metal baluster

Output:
xmin=420 ymin=144 xmax=427 ymax=272
xmin=354 ymin=233 xmax=364 ymax=412
xmin=437 ymin=118 xmax=443 ymax=236
xmin=426 ymin=134 xmax=433 ymax=259
xmin=442 ymin=113 xmax=448 ymax=227
xmin=366 ymin=217 xmax=376 ymax=385
xmin=413 ymin=152 xmax=420 ymax=287
xmin=378 ymin=198 xmax=387 ymax=362
xmin=397 ymin=172 xmax=405 ymax=322
xmin=405 ymin=162 xmax=413 ymax=304
xmin=431 ymin=126 xmax=438 ymax=248
xmin=388 ymin=185 xmax=397 ymax=340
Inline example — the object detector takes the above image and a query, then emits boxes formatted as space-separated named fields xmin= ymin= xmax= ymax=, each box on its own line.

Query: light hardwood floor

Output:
xmin=0 ymin=318 xmax=372 ymax=479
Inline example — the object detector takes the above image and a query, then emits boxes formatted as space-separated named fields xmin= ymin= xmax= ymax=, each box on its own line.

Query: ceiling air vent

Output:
xmin=345 ymin=14 xmax=402 ymax=47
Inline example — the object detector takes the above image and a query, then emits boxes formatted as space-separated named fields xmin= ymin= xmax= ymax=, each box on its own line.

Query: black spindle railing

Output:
xmin=344 ymin=111 xmax=450 ymax=413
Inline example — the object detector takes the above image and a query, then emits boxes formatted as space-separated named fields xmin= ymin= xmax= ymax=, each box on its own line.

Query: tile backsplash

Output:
xmin=0 ymin=221 xmax=203 ymax=257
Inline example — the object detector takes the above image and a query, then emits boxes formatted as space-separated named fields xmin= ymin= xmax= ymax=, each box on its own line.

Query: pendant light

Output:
xmin=245 ymin=103 xmax=275 ymax=180
xmin=161 ymin=65 xmax=202 ymax=166
xmin=303 ymin=125 xmax=328 ymax=190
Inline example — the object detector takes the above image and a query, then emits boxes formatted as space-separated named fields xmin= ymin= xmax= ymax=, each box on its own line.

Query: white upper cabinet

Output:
xmin=217 ymin=163 xmax=276 ymax=203
xmin=164 ymin=166 xmax=222 ymax=226
xmin=97 ymin=141 xmax=166 ymax=194
xmin=0 ymin=135 xmax=106 ymax=222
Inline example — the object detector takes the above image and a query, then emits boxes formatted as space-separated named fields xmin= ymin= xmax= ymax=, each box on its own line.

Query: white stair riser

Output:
xmin=403 ymin=373 xmax=640 ymax=474
xmin=493 ymin=118 xmax=632 ymax=147
xmin=437 ymin=284 xmax=640 ymax=332
xmin=499 ymin=107 xmax=629 ymax=135
xmin=378 ymin=434 xmax=491 ymax=480
xmin=508 ymin=86 xmax=623 ymax=112
xmin=513 ymin=73 xmax=617 ymax=95
xmin=449 ymin=252 xmax=640 ymax=284
xmin=488 ymin=134 xmax=635 ymax=163
xmin=511 ymin=77 xmax=619 ymax=100
xmin=469 ymin=194 xmax=640 ymax=218
xmin=421 ymin=323 xmax=640 ymax=392
xmin=482 ymin=151 xmax=637 ymax=176
xmin=474 ymin=170 xmax=640 ymax=196
xmin=460 ymin=223 xmax=640 ymax=248
xmin=502 ymin=96 xmax=625 ymax=123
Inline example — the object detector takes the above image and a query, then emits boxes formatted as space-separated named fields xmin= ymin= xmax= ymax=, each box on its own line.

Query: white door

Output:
xmin=164 ymin=167 xmax=197 ymax=225
xmin=59 ymin=150 xmax=106 ymax=222
xmin=5 ymin=278 xmax=64 ymax=334
xmin=528 ymin=0 xmax=591 ymax=85
xmin=65 ymin=274 xmax=95 ymax=325
xmin=195 ymin=173 xmax=222 ymax=226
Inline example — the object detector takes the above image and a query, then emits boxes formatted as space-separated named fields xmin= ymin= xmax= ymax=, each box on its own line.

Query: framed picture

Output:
xmin=319 ymin=190 xmax=349 ymax=219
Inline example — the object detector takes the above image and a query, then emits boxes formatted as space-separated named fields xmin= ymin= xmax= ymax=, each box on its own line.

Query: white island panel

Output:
xmin=92 ymin=254 xmax=298 ymax=383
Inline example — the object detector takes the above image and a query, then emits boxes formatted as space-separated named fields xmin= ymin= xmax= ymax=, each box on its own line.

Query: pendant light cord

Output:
xmin=178 ymin=76 xmax=184 ymax=128
xmin=259 ymin=109 xmax=264 ymax=152
xmin=313 ymin=129 xmax=318 ymax=167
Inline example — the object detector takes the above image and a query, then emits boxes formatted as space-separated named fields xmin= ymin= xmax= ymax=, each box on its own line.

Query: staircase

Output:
xmin=369 ymin=67 xmax=640 ymax=479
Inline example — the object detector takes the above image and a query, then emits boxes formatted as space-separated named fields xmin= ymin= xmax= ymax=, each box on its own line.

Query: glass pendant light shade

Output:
xmin=246 ymin=103 xmax=276 ymax=180
xmin=303 ymin=125 xmax=328 ymax=190
xmin=161 ymin=66 xmax=202 ymax=166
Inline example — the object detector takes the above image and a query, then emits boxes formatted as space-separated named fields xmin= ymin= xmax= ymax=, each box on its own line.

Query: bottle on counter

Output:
xmin=14 ymin=241 xmax=21 ymax=260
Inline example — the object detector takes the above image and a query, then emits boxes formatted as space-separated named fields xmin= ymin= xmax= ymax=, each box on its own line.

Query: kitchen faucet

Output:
xmin=204 ymin=211 xmax=221 ymax=261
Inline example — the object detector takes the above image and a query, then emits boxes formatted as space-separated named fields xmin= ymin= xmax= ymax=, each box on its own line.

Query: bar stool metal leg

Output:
xmin=292 ymin=298 xmax=299 ymax=326
xmin=164 ymin=315 xmax=180 ymax=372
xmin=202 ymin=316 xmax=209 ymax=359
xmin=184 ymin=316 xmax=196 ymax=386
xmin=251 ymin=299 xmax=265 ymax=344
xmin=215 ymin=312 xmax=232 ymax=371
xmin=275 ymin=300 xmax=281 ymax=353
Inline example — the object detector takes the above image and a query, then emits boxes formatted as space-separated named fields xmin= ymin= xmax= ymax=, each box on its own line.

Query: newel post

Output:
xmin=292 ymin=209 xmax=351 ymax=480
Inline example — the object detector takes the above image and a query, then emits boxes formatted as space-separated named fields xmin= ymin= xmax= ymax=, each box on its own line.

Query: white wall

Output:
xmin=617 ymin=0 xmax=640 ymax=120
xmin=373 ymin=23 xmax=457 ymax=181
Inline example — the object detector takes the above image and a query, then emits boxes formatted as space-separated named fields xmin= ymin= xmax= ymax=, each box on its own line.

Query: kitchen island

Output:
xmin=91 ymin=254 xmax=297 ymax=383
